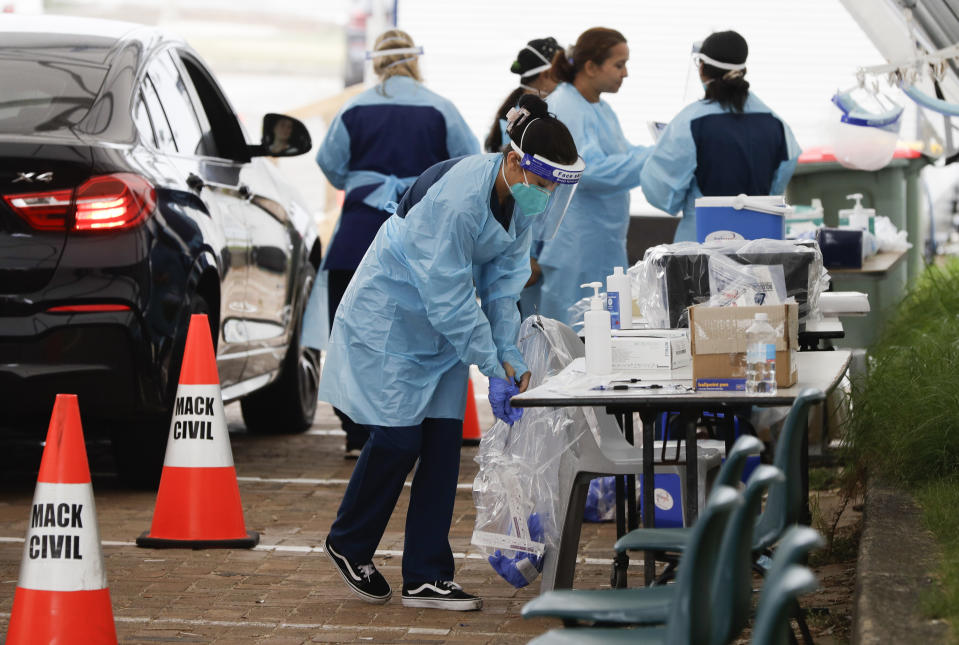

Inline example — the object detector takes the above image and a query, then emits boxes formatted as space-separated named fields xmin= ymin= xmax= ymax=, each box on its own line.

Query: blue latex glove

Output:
xmin=488 ymin=377 xmax=523 ymax=425
xmin=488 ymin=512 xmax=545 ymax=588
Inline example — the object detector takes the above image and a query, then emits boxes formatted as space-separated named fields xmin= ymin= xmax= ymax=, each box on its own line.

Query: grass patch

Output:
xmin=843 ymin=258 xmax=959 ymax=638
xmin=915 ymin=478 xmax=959 ymax=623
xmin=809 ymin=466 xmax=841 ymax=491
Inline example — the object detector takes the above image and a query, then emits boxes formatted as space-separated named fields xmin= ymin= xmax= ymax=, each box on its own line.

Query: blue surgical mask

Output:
xmin=509 ymin=169 xmax=550 ymax=217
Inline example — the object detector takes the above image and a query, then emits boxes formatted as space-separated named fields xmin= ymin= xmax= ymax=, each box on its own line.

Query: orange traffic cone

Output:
xmin=462 ymin=379 xmax=482 ymax=446
xmin=6 ymin=394 xmax=117 ymax=645
xmin=136 ymin=314 xmax=258 ymax=549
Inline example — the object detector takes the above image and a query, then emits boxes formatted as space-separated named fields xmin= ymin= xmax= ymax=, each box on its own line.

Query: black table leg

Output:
xmin=624 ymin=413 xmax=638 ymax=532
xmin=681 ymin=410 xmax=699 ymax=525
xmin=639 ymin=410 xmax=658 ymax=585
xmin=609 ymin=411 xmax=631 ymax=589
xmin=801 ymin=422 xmax=811 ymax=526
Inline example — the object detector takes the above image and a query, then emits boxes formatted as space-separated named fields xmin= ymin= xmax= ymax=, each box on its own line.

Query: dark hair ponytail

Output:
xmin=506 ymin=94 xmax=577 ymax=165
xmin=700 ymin=30 xmax=750 ymax=113
xmin=485 ymin=87 xmax=525 ymax=153
xmin=549 ymin=27 xmax=626 ymax=84
xmin=703 ymin=70 xmax=750 ymax=113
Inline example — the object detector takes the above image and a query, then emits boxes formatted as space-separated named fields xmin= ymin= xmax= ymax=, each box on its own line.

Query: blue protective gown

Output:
xmin=317 ymin=75 xmax=479 ymax=270
xmin=536 ymin=82 xmax=649 ymax=325
xmin=641 ymin=93 xmax=800 ymax=243
xmin=317 ymin=153 xmax=532 ymax=427
xmin=302 ymin=75 xmax=479 ymax=350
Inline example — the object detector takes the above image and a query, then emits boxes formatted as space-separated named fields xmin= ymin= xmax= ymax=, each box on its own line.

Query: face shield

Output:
xmin=511 ymin=141 xmax=585 ymax=241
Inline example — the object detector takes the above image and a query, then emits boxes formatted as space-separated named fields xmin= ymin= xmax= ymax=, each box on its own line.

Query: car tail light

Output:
xmin=46 ymin=304 xmax=132 ymax=313
xmin=3 ymin=188 xmax=73 ymax=230
xmin=3 ymin=173 xmax=156 ymax=232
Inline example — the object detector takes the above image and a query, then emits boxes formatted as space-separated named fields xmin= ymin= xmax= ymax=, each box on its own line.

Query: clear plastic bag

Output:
xmin=471 ymin=316 xmax=587 ymax=588
xmin=635 ymin=239 xmax=829 ymax=327
xmin=707 ymin=254 xmax=787 ymax=307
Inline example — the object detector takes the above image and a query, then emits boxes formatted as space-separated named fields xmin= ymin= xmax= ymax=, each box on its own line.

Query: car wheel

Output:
xmin=111 ymin=292 xmax=214 ymax=488
xmin=240 ymin=285 xmax=320 ymax=434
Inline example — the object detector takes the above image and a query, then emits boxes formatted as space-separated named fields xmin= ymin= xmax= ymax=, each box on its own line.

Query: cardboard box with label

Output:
xmin=689 ymin=303 xmax=799 ymax=391
xmin=611 ymin=329 xmax=690 ymax=373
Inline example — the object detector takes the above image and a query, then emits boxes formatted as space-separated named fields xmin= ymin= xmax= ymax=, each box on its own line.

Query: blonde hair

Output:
xmin=372 ymin=29 xmax=422 ymax=84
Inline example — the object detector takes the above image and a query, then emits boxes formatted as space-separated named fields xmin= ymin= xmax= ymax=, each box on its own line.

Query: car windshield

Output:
xmin=0 ymin=56 xmax=109 ymax=134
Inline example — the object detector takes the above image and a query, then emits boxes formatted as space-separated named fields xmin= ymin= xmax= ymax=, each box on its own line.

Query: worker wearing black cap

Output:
xmin=641 ymin=30 xmax=801 ymax=242
xmin=484 ymin=38 xmax=564 ymax=153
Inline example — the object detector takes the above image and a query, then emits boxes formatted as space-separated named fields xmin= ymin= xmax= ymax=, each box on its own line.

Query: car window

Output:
xmin=133 ymin=90 xmax=157 ymax=148
xmin=147 ymin=53 xmax=205 ymax=156
xmin=141 ymin=76 xmax=176 ymax=152
xmin=177 ymin=53 xmax=251 ymax=162
xmin=0 ymin=57 xmax=108 ymax=134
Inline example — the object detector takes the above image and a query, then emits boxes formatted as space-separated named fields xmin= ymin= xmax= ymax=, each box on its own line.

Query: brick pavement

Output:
xmin=0 ymin=384 xmax=639 ymax=644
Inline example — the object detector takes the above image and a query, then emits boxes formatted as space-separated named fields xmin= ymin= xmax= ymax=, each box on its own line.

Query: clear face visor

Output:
xmin=512 ymin=141 xmax=585 ymax=241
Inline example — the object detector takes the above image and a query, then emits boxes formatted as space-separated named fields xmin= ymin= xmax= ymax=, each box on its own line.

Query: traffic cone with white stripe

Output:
xmin=5 ymin=393 xmax=117 ymax=645
xmin=136 ymin=314 xmax=258 ymax=549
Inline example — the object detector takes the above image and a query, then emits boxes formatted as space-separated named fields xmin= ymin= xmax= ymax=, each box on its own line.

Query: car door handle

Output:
xmin=187 ymin=173 xmax=204 ymax=192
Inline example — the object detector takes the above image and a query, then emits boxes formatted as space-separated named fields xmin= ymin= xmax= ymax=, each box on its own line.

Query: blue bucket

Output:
xmin=695 ymin=195 xmax=791 ymax=243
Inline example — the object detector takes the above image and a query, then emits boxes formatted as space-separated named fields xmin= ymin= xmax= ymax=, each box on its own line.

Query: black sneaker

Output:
xmin=401 ymin=580 xmax=482 ymax=611
xmin=324 ymin=536 xmax=391 ymax=604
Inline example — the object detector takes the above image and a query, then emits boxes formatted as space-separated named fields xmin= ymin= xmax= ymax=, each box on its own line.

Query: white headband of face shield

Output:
xmin=366 ymin=46 xmax=424 ymax=60
xmin=693 ymin=52 xmax=746 ymax=71
xmin=519 ymin=45 xmax=553 ymax=79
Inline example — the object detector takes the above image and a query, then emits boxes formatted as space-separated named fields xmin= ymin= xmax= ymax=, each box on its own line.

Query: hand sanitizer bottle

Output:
xmin=581 ymin=282 xmax=612 ymax=375
xmin=606 ymin=266 xmax=633 ymax=330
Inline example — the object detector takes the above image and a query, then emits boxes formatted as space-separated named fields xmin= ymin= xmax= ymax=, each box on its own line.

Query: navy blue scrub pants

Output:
xmin=327 ymin=417 xmax=462 ymax=584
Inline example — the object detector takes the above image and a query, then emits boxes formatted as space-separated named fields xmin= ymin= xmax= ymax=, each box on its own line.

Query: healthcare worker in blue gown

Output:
xmin=641 ymin=30 xmax=800 ymax=242
xmin=483 ymin=37 xmax=564 ymax=318
xmin=301 ymin=29 xmax=479 ymax=458
xmin=319 ymin=95 xmax=583 ymax=611
xmin=534 ymin=27 xmax=649 ymax=325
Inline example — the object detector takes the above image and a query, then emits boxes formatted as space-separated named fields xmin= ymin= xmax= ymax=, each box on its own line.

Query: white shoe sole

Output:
xmin=401 ymin=596 xmax=483 ymax=611
xmin=324 ymin=544 xmax=391 ymax=604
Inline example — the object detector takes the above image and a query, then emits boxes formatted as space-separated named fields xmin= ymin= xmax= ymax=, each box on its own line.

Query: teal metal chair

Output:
xmin=755 ymin=526 xmax=825 ymax=645
xmin=525 ymin=486 xmax=742 ymax=645
xmin=751 ymin=565 xmax=819 ymax=645
xmin=615 ymin=389 xmax=826 ymax=562
xmin=522 ymin=466 xmax=782 ymax=640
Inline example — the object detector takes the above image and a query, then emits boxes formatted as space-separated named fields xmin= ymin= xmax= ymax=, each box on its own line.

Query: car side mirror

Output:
xmin=251 ymin=113 xmax=311 ymax=158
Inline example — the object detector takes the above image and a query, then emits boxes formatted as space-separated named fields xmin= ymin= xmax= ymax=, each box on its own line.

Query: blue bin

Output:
xmin=695 ymin=195 xmax=790 ymax=243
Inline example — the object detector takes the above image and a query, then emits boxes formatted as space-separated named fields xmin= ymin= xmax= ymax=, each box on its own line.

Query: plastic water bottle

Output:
xmin=745 ymin=313 xmax=777 ymax=395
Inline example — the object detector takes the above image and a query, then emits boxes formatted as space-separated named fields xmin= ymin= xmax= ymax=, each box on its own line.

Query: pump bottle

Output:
xmin=839 ymin=193 xmax=875 ymax=232
xmin=581 ymin=282 xmax=612 ymax=375
xmin=606 ymin=266 xmax=633 ymax=330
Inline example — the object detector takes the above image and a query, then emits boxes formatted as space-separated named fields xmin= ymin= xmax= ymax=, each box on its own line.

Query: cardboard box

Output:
xmin=611 ymin=329 xmax=690 ymax=372
xmin=689 ymin=303 xmax=799 ymax=391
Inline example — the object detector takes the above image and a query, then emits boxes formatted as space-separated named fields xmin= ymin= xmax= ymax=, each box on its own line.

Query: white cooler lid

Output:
xmin=695 ymin=194 xmax=792 ymax=216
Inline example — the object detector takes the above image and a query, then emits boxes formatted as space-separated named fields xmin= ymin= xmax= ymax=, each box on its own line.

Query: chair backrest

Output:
xmin=714 ymin=434 xmax=765 ymax=489
xmin=753 ymin=388 xmax=826 ymax=551
xmin=762 ymin=525 xmax=824 ymax=582
xmin=751 ymin=565 xmax=819 ymax=645
xmin=664 ymin=486 xmax=742 ymax=645
xmin=709 ymin=465 xmax=784 ymax=645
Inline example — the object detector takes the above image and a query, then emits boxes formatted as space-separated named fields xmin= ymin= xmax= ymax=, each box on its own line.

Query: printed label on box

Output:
xmin=695 ymin=378 xmax=746 ymax=391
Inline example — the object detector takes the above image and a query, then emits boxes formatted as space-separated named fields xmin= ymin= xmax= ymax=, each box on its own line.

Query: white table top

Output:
xmin=512 ymin=350 xmax=851 ymax=409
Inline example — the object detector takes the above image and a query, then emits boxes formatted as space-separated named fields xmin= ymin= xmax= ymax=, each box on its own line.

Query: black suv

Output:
xmin=0 ymin=16 xmax=322 ymax=485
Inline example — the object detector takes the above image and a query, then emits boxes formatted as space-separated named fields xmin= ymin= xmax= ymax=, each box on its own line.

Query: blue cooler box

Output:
xmin=695 ymin=195 xmax=791 ymax=243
